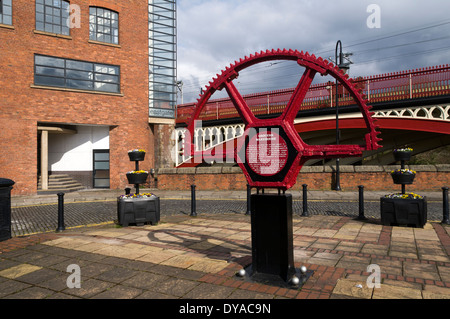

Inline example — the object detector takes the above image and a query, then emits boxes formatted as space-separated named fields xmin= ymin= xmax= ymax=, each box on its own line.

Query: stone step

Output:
xmin=37 ymin=184 xmax=85 ymax=190
xmin=39 ymin=174 xmax=74 ymax=181
xmin=38 ymin=174 xmax=85 ymax=193
xmin=38 ymin=179 xmax=83 ymax=187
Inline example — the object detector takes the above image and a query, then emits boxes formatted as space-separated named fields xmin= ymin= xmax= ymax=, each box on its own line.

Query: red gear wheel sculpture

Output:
xmin=185 ymin=49 xmax=382 ymax=190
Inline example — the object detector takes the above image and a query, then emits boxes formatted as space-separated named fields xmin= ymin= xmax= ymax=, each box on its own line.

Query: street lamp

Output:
xmin=334 ymin=40 xmax=352 ymax=191
xmin=176 ymin=80 xmax=184 ymax=105
xmin=326 ymin=85 xmax=333 ymax=108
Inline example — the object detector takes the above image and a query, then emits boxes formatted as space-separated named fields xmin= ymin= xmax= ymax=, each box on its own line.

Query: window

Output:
xmin=34 ymin=54 xmax=120 ymax=93
xmin=0 ymin=0 xmax=13 ymax=25
xmin=89 ymin=7 xmax=119 ymax=45
xmin=35 ymin=0 xmax=70 ymax=35
xmin=93 ymin=150 xmax=110 ymax=188
xmin=148 ymin=0 xmax=177 ymax=118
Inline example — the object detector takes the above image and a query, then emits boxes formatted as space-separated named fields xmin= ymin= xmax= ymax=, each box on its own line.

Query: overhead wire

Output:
xmin=180 ymin=18 xmax=450 ymax=101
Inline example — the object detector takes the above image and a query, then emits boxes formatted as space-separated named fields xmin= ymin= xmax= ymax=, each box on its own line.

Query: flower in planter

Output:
xmin=390 ymin=168 xmax=416 ymax=185
xmin=119 ymin=193 xmax=155 ymax=199
xmin=126 ymin=170 xmax=149 ymax=184
xmin=394 ymin=147 xmax=413 ymax=153
xmin=128 ymin=149 xmax=146 ymax=161
xmin=393 ymin=148 xmax=414 ymax=162
xmin=390 ymin=168 xmax=416 ymax=175
xmin=384 ymin=193 xmax=423 ymax=200
xmin=128 ymin=149 xmax=146 ymax=153
xmin=127 ymin=170 xmax=148 ymax=174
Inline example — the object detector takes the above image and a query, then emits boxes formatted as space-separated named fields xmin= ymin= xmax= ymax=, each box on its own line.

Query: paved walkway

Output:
xmin=1 ymin=190 xmax=449 ymax=302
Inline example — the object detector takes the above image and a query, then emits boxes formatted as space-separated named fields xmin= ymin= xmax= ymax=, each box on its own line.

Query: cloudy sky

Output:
xmin=176 ymin=0 xmax=450 ymax=104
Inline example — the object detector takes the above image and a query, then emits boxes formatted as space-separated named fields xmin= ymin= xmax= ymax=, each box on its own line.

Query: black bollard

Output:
xmin=190 ymin=184 xmax=197 ymax=217
xmin=356 ymin=185 xmax=367 ymax=220
xmin=246 ymin=184 xmax=251 ymax=215
xmin=0 ymin=178 xmax=14 ymax=242
xmin=125 ymin=187 xmax=131 ymax=195
xmin=302 ymin=184 xmax=308 ymax=217
xmin=442 ymin=187 xmax=449 ymax=225
xmin=56 ymin=192 xmax=65 ymax=232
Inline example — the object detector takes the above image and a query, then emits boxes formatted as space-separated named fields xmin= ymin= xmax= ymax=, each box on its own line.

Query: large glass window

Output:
xmin=0 ymin=0 xmax=13 ymax=25
xmin=34 ymin=54 xmax=120 ymax=93
xmin=35 ymin=0 xmax=70 ymax=35
xmin=89 ymin=7 xmax=119 ymax=45
xmin=148 ymin=0 xmax=177 ymax=119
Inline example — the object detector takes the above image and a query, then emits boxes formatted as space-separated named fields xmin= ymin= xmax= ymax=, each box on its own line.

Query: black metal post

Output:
xmin=401 ymin=160 xmax=406 ymax=194
xmin=357 ymin=185 xmax=367 ymax=220
xmin=135 ymin=160 xmax=140 ymax=195
xmin=302 ymin=184 xmax=309 ymax=217
xmin=246 ymin=184 xmax=251 ymax=215
xmin=0 ymin=178 xmax=14 ymax=242
xmin=125 ymin=187 xmax=131 ymax=195
xmin=56 ymin=192 xmax=65 ymax=232
xmin=190 ymin=184 xmax=197 ymax=217
xmin=334 ymin=40 xmax=342 ymax=191
xmin=442 ymin=187 xmax=449 ymax=225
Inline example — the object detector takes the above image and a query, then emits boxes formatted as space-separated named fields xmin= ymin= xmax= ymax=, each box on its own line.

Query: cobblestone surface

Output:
xmin=10 ymin=198 xmax=445 ymax=237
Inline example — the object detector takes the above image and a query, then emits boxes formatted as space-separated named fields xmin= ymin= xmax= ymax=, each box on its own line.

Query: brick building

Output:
xmin=0 ymin=0 xmax=177 ymax=195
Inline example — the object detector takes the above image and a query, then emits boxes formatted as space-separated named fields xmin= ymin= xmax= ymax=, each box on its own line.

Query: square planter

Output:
xmin=380 ymin=196 xmax=427 ymax=228
xmin=117 ymin=196 xmax=160 ymax=226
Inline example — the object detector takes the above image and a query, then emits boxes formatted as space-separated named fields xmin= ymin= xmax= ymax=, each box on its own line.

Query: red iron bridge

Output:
xmin=174 ymin=64 xmax=450 ymax=167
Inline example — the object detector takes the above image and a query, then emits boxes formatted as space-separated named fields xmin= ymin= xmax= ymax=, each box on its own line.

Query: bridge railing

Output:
xmin=176 ymin=64 xmax=450 ymax=124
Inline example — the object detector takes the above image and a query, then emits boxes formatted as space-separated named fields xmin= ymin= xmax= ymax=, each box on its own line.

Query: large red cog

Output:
xmin=183 ymin=49 xmax=382 ymax=190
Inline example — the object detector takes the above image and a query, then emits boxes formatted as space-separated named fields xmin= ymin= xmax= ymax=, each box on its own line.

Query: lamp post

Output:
xmin=176 ymin=80 xmax=184 ymax=105
xmin=334 ymin=40 xmax=352 ymax=191
xmin=326 ymin=85 xmax=333 ymax=107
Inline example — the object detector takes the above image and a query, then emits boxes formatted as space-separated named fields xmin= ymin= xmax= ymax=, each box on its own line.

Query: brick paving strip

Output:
xmin=0 ymin=214 xmax=449 ymax=299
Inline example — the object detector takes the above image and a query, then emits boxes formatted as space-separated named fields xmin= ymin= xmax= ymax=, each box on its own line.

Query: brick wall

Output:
xmin=155 ymin=165 xmax=450 ymax=192
xmin=0 ymin=0 xmax=151 ymax=195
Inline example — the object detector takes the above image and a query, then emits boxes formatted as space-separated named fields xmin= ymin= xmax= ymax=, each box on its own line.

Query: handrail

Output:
xmin=176 ymin=64 xmax=450 ymax=124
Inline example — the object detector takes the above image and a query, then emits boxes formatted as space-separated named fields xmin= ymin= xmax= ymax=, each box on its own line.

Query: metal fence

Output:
xmin=176 ymin=64 xmax=450 ymax=124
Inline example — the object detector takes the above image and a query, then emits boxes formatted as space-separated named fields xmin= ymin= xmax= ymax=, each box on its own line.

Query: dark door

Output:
xmin=93 ymin=150 xmax=110 ymax=188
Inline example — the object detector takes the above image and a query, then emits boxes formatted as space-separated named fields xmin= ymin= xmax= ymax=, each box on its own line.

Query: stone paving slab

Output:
xmin=0 ymin=213 xmax=449 ymax=304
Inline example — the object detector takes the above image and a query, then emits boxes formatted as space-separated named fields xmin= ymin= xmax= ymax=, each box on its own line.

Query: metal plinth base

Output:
xmin=250 ymin=193 xmax=297 ymax=284
xmin=237 ymin=265 xmax=314 ymax=289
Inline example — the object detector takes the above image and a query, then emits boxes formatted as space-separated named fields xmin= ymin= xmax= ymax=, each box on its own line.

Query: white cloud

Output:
xmin=177 ymin=0 xmax=450 ymax=103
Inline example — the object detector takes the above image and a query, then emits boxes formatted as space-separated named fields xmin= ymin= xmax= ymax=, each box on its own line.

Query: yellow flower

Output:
xmin=127 ymin=170 xmax=148 ymax=174
xmin=391 ymin=169 xmax=416 ymax=175
xmin=394 ymin=147 xmax=413 ymax=152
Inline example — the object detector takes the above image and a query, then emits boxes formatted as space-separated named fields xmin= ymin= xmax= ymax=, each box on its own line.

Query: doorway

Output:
xmin=93 ymin=150 xmax=110 ymax=188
